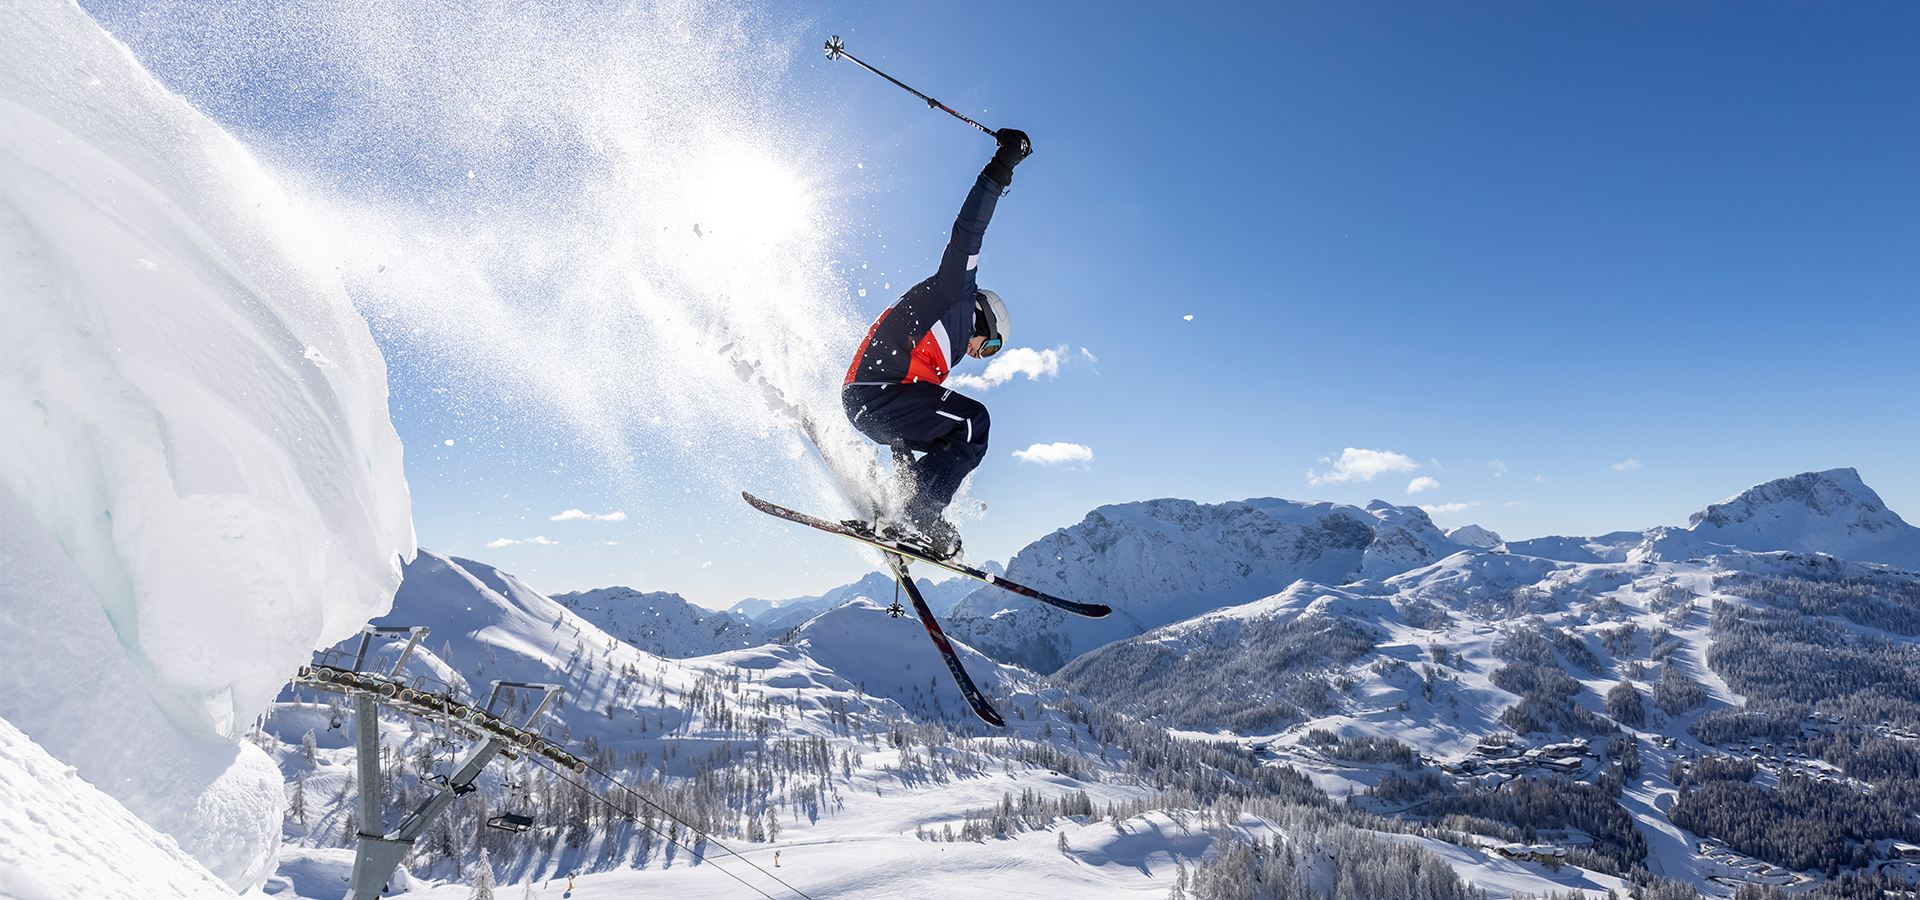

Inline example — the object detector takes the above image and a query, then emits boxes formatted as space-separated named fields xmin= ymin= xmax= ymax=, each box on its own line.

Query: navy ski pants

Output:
xmin=842 ymin=382 xmax=990 ymax=524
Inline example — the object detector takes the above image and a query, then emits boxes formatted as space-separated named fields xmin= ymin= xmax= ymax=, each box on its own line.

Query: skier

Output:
xmin=841 ymin=127 xmax=1032 ymax=559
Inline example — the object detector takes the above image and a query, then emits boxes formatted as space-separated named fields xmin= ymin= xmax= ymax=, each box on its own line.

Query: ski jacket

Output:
xmin=843 ymin=172 xmax=1003 ymax=387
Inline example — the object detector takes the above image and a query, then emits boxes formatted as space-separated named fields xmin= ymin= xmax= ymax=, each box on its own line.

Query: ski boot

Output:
xmin=894 ymin=517 xmax=962 ymax=562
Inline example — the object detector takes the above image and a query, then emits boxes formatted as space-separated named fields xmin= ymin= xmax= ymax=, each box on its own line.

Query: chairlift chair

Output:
xmin=486 ymin=781 xmax=534 ymax=833
xmin=486 ymin=811 xmax=535 ymax=833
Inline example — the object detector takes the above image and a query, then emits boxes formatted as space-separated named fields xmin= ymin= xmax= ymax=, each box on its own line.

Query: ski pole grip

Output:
xmin=825 ymin=35 xmax=845 ymax=60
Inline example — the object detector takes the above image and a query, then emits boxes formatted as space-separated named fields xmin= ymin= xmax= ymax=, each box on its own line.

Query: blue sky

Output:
xmin=83 ymin=1 xmax=1918 ymax=606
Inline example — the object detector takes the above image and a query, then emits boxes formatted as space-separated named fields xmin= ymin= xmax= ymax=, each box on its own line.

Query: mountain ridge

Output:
xmin=946 ymin=468 xmax=1918 ymax=674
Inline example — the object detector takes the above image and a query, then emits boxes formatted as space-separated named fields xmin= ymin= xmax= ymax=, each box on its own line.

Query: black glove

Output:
xmin=982 ymin=128 xmax=1032 ymax=187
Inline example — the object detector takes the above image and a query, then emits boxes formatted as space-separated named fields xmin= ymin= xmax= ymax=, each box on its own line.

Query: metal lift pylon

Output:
xmin=301 ymin=625 xmax=566 ymax=900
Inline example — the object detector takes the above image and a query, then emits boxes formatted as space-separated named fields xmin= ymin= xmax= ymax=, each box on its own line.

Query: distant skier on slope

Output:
xmin=840 ymin=128 xmax=1032 ymax=560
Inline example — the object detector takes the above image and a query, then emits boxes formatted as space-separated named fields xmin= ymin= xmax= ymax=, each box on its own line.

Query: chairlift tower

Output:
xmin=295 ymin=625 xmax=581 ymax=900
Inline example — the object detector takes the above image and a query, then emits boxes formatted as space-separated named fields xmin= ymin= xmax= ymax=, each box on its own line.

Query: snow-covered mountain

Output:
xmin=1660 ymin=468 xmax=1920 ymax=570
xmin=1446 ymin=524 xmax=1505 ymax=548
xmin=735 ymin=568 xmax=988 ymax=634
xmin=1042 ymin=470 xmax=1920 ymax=894
xmin=945 ymin=496 xmax=1481 ymax=672
xmin=552 ymin=585 xmax=767 ymax=658
xmin=1506 ymin=469 xmax=1920 ymax=572
xmin=261 ymin=541 xmax=1618 ymax=900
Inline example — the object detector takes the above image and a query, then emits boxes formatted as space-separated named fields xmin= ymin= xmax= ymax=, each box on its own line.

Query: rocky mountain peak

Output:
xmin=1677 ymin=468 xmax=1919 ymax=569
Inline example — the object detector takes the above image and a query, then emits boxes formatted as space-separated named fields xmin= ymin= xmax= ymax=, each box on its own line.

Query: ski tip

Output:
xmin=977 ymin=706 xmax=1007 ymax=728
xmin=1085 ymin=604 xmax=1113 ymax=618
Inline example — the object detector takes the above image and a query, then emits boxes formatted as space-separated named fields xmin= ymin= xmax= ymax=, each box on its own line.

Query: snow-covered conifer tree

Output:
xmin=468 ymin=848 xmax=496 ymax=900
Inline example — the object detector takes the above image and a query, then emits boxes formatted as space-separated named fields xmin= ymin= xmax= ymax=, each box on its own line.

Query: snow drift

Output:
xmin=0 ymin=0 xmax=413 ymax=888
xmin=0 ymin=717 xmax=234 ymax=900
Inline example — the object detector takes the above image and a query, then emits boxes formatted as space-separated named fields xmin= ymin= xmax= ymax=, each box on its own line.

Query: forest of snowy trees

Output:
xmin=1169 ymin=810 xmax=1491 ymax=900
xmin=1491 ymin=625 xmax=1615 ymax=736
xmin=1666 ymin=575 xmax=1920 ymax=877
xmin=1052 ymin=614 xmax=1379 ymax=733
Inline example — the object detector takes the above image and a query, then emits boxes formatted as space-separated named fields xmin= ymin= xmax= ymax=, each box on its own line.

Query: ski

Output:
xmin=883 ymin=552 xmax=1005 ymax=727
xmin=741 ymin=492 xmax=1111 ymax=619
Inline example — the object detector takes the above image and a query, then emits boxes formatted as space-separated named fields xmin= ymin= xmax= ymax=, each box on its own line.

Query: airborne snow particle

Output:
xmin=444 ymin=439 xmax=455 ymax=446
xmin=1183 ymin=315 xmax=1193 ymax=321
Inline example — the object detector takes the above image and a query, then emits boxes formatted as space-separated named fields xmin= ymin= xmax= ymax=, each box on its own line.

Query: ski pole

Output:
xmin=824 ymin=35 xmax=997 ymax=140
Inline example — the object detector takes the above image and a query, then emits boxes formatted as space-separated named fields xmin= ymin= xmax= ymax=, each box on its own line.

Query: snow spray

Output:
xmin=88 ymin=0 xmax=873 ymax=521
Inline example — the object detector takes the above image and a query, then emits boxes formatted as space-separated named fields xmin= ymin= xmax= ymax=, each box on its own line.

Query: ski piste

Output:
xmin=741 ymin=492 xmax=1111 ymax=619
xmin=881 ymin=551 xmax=1005 ymax=727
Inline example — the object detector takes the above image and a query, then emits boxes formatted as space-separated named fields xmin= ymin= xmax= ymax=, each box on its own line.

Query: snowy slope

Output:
xmin=0 ymin=718 xmax=234 ymax=900
xmin=359 ymin=549 xmax=642 ymax=699
xmin=266 ymin=550 xmax=1609 ymax=900
xmin=0 ymin=0 xmax=412 ymax=889
xmin=553 ymin=585 xmax=768 ymax=658
xmin=946 ymin=496 xmax=1475 ymax=672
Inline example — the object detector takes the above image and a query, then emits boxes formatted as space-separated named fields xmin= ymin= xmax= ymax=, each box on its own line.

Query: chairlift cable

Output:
xmin=520 ymin=753 xmax=819 ymax=900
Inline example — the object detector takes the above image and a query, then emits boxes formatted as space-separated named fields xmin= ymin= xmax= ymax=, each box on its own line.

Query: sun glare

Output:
xmin=692 ymin=152 xmax=809 ymax=246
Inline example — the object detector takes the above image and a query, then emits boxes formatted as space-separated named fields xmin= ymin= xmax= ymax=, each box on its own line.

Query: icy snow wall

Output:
xmin=0 ymin=0 xmax=415 ymax=890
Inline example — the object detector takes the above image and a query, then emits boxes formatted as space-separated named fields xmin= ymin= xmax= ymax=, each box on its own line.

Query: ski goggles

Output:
xmin=973 ymin=306 xmax=1003 ymax=357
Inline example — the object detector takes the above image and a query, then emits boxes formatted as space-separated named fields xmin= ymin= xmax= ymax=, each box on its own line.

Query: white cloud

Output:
xmin=1307 ymin=448 xmax=1420 ymax=485
xmin=551 ymin=509 xmax=591 ymax=520
xmin=485 ymin=536 xmax=556 ymax=548
xmin=1012 ymin=442 xmax=1094 ymax=465
xmin=1079 ymin=347 xmax=1099 ymax=370
xmin=1419 ymin=501 xmax=1482 ymax=517
xmin=552 ymin=509 xmax=626 ymax=521
xmin=947 ymin=345 xmax=1065 ymax=391
xmin=1489 ymin=459 xmax=1509 ymax=477
xmin=1534 ymin=475 xmax=1549 ymax=484
xmin=1406 ymin=476 xmax=1441 ymax=495
xmin=1504 ymin=501 xmax=1526 ymax=509
xmin=1611 ymin=459 xmax=1642 ymax=472
xmin=596 ymin=511 xmax=628 ymax=521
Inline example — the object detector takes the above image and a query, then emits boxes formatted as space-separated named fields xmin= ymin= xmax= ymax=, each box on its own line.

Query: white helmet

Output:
xmin=974 ymin=289 xmax=1010 ymax=357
